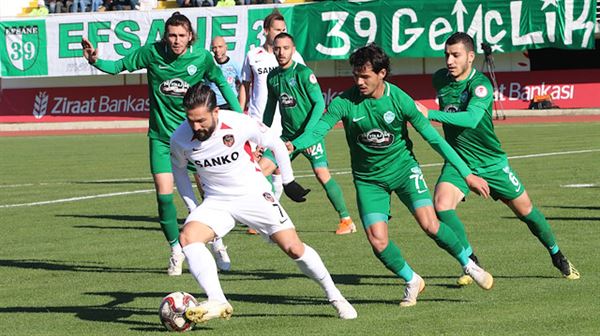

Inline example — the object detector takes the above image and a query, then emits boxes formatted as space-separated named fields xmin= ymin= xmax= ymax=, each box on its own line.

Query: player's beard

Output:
xmin=193 ymin=118 xmax=217 ymax=141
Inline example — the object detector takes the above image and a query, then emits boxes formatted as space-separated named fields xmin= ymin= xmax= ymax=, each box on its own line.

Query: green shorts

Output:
xmin=149 ymin=137 xmax=196 ymax=175
xmin=355 ymin=166 xmax=433 ymax=228
xmin=437 ymin=162 xmax=526 ymax=201
xmin=262 ymin=140 xmax=329 ymax=169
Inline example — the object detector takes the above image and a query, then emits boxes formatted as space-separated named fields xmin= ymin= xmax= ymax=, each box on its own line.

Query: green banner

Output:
xmin=292 ymin=0 xmax=597 ymax=59
xmin=1 ymin=20 xmax=48 ymax=76
xmin=0 ymin=1 xmax=595 ymax=78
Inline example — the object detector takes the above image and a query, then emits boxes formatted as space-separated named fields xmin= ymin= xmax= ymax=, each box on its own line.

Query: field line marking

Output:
xmin=2 ymin=148 xmax=598 ymax=208
xmin=0 ymin=189 xmax=154 ymax=208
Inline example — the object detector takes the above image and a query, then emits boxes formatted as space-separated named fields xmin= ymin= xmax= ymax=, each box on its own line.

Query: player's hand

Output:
xmin=465 ymin=174 xmax=489 ymax=199
xmin=81 ymin=37 xmax=98 ymax=64
xmin=415 ymin=101 xmax=429 ymax=117
xmin=283 ymin=180 xmax=311 ymax=202
xmin=285 ymin=141 xmax=295 ymax=154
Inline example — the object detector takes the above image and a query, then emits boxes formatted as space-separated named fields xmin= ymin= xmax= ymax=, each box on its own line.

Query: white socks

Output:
xmin=272 ymin=174 xmax=283 ymax=200
xmin=183 ymin=242 xmax=228 ymax=303
xmin=171 ymin=242 xmax=183 ymax=255
xmin=294 ymin=244 xmax=343 ymax=302
xmin=211 ymin=237 xmax=226 ymax=251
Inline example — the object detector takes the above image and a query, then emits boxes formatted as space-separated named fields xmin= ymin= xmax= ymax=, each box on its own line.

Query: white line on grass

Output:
xmin=2 ymin=148 xmax=599 ymax=208
xmin=0 ymin=189 xmax=155 ymax=208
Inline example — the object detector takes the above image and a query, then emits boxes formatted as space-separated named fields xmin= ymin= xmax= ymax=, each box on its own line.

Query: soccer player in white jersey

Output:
xmin=242 ymin=9 xmax=305 ymax=204
xmin=169 ymin=83 xmax=357 ymax=323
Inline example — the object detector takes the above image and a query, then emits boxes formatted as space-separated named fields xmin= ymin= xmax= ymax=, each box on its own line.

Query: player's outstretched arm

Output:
xmin=81 ymin=37 xmax=127 ymax=75
xmin=81 ymin=37 xmax=98 ymax=64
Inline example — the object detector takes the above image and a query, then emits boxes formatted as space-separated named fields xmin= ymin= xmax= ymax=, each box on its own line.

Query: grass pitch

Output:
xmin=0 ymin=121 xmax=598 ymax=335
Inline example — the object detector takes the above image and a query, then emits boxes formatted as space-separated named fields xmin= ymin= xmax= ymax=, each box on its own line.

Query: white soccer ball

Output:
xmin=159 ymin=291 xmax=199 ymax=332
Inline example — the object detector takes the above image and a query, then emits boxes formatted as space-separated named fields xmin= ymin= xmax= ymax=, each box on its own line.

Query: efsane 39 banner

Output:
xmin=0 ymin=0 xmax=596 ymax=78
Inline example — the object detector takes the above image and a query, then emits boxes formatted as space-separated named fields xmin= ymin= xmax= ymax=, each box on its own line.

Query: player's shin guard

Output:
xmin=157 ymin=193 xmax=180 ymax=247
xmin=183 ymin=242 xmax=228 ymax=303
xmin=374 ymin=241 xmax=415 ymax=282
xmin=430 ymin=222 xmax=470 ymax=266
xmin=519 ymin=207 xmax=558 ymax=252
xmin=294 ymin=244 xmax=343 ymax=302
xmin=323 ymin=178 xmax=350 ymax=218
xmin=437 ymin=209 xmax=472 ymax=254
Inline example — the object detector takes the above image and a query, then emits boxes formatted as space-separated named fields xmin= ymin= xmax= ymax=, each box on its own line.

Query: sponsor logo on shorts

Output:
xmin=357 ymin=129 xmax=394 ymax=148
xmin=222 ymin=134 xmax=235 ymax=147
xmin=263 ymin=192 xmax=275 ymax=203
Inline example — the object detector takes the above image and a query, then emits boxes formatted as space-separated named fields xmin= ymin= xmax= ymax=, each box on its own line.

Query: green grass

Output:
xmin=0 ymin=122 xmax=599 ymax=335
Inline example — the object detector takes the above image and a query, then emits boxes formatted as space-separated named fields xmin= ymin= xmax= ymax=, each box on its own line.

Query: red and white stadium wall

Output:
xmin=1 ymin=69 xmax=599 ymax=123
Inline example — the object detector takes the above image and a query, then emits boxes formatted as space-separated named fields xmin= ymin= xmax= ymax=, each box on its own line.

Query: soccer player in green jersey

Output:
xmin=288 ymin=44 xmax=494 ymax=307
xmin=81 ymin=12 xmax=241 ymax=276
xmin=260 ymin=33 xmax=355 ymax=235
xmin=416 ymin=32 xmax=579 ymax=283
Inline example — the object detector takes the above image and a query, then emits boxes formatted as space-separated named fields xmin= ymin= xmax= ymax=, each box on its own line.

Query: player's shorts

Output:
xmin=262 ymin=140 xmax=329 ymax=169
xmin=184 ymin=190 xmax=295 ymax=241
xmin=437 ymin=162 xmax=526 ymax=201
xmin=355 ymin=166 xmax=433 ymax=228
xmin=149 ymin=137 xmax=196 ymax=175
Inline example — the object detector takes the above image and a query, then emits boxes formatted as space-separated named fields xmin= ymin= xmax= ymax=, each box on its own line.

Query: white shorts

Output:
xmin=184 ymin=190 xmax=295 ymax=240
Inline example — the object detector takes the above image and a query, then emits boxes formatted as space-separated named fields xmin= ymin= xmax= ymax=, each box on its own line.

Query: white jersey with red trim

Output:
xmin=242 ymin=46 xmax=304 ymax=132
xmin=170 ymin=110 xmax=294 ymax=201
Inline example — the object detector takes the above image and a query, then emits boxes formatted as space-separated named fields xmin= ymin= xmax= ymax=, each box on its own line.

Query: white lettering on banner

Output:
xmin=51 ymin=97 xmax=97 ymax=114
xmin=315 ymin=11 xmax=351 ymax=56
xmin=98 ymin=95 xmax=149 ymax=113
xmin=510 ymin=1 xmax=544 ymax=45
xmin=564 ymin=0 xmax=595 ymax=47
xmin=502 ymin=82 xmax=574 ymax=101
xmin=392 ymin=8 xmax=424 ymax=53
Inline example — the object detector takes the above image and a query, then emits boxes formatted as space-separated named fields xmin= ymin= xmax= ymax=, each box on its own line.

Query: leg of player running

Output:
xmin=506 ymin=192 xmax=579 ymax=279
xmin=365 ymin=221 xmax=424 ymax=307
xmin=154 ymin=173 xmax=185 ymax=276
xmin=313 ymin=167 xmax=355 ymax=235
xmin=180 ymin=221 xmax=233 ymax=323
xmin=413 ymin=205 xmax=493 ymax=290
xmin=270 ymin=228 xmax=357 ymax=319
xmin=434 ymin=182 xmax=480 ymax=285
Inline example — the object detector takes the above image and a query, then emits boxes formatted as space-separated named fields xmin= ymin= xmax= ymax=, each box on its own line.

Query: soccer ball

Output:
xmin=159 ymin=292 xmax=199 ymax=332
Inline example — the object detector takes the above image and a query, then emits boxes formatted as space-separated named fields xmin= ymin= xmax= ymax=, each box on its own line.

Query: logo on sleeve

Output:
xmin=263 ymin=192 xmax=275 ymax=203
xmin=309 ymin=74 xmax=318 ymax=84
xmin=222 ymin=134 xmax=235 ymax=147
xmin=474 ymin=85 xmax=488 ymax=98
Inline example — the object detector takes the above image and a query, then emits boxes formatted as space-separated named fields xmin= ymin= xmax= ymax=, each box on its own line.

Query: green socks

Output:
xmin=430 ymin=222 xmax=469 ymax=266
xmin=157 ymin=193 xmax=180 ymax=247
xmin=437 ymin=209 xmax=473 ymax=255
xmin=374 ymin=241 xmax=414 ymax=282
xmin=519 ymin=207 xmax=558 ymax=253
xmin=323 ymin=178 xmax=350 ymax=218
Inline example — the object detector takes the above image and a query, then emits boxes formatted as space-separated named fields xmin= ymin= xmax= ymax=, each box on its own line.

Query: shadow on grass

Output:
xmin=0 ymin=259 xmax=164 ymax=274
xmin=57 ymin=214 xmax=160 ymax=225
xmin=544 ymin=205 xmax=600 ymax=211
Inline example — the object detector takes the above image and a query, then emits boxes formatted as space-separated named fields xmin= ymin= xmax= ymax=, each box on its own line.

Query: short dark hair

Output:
xmin=274 ymin=32 xmax=295 ymax=45
xmin=446 ymin=32 xmax=474 ymax=52
xmin=183 ymin=83 xmax=217 ymax=111
xmin=349 ymin=43 xmax=390 ymax=78
xmin=264 ymin=9 xmax=285 ymax=29
xmin=164 ymin=12 xmax=196 ymax=47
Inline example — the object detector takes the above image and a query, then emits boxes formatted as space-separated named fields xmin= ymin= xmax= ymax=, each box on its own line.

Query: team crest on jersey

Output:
xmin=383 ymin=111 xmax=395 ymax=124
xmin=444 ymin=104 xmax=459 ymax=113
xmin=288 ymin=78 xmax=297 ymax=87
xmin=460 ymin=91 xmax=469 ymax=102
xmin=159 ymin=78 xmax=190 ymax=97
xmin=187 ymin=65 xmax=197 ymax=76
xmin=279 ymin=93 xmax=297 ymax=108
xmin=357 ymin=129 xmax=395 ymax=148
xmin=263 ymin=192 xmax=275 ymax=203
xmin=475 ymin=85 xmax=488 ymax=98
xmin=222 ymin=134 xmax=235 ymax=147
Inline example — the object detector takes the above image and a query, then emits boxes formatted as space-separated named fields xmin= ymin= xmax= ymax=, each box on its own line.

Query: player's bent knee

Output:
xmin=179 ymin=221 xmax=215 ymax=247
